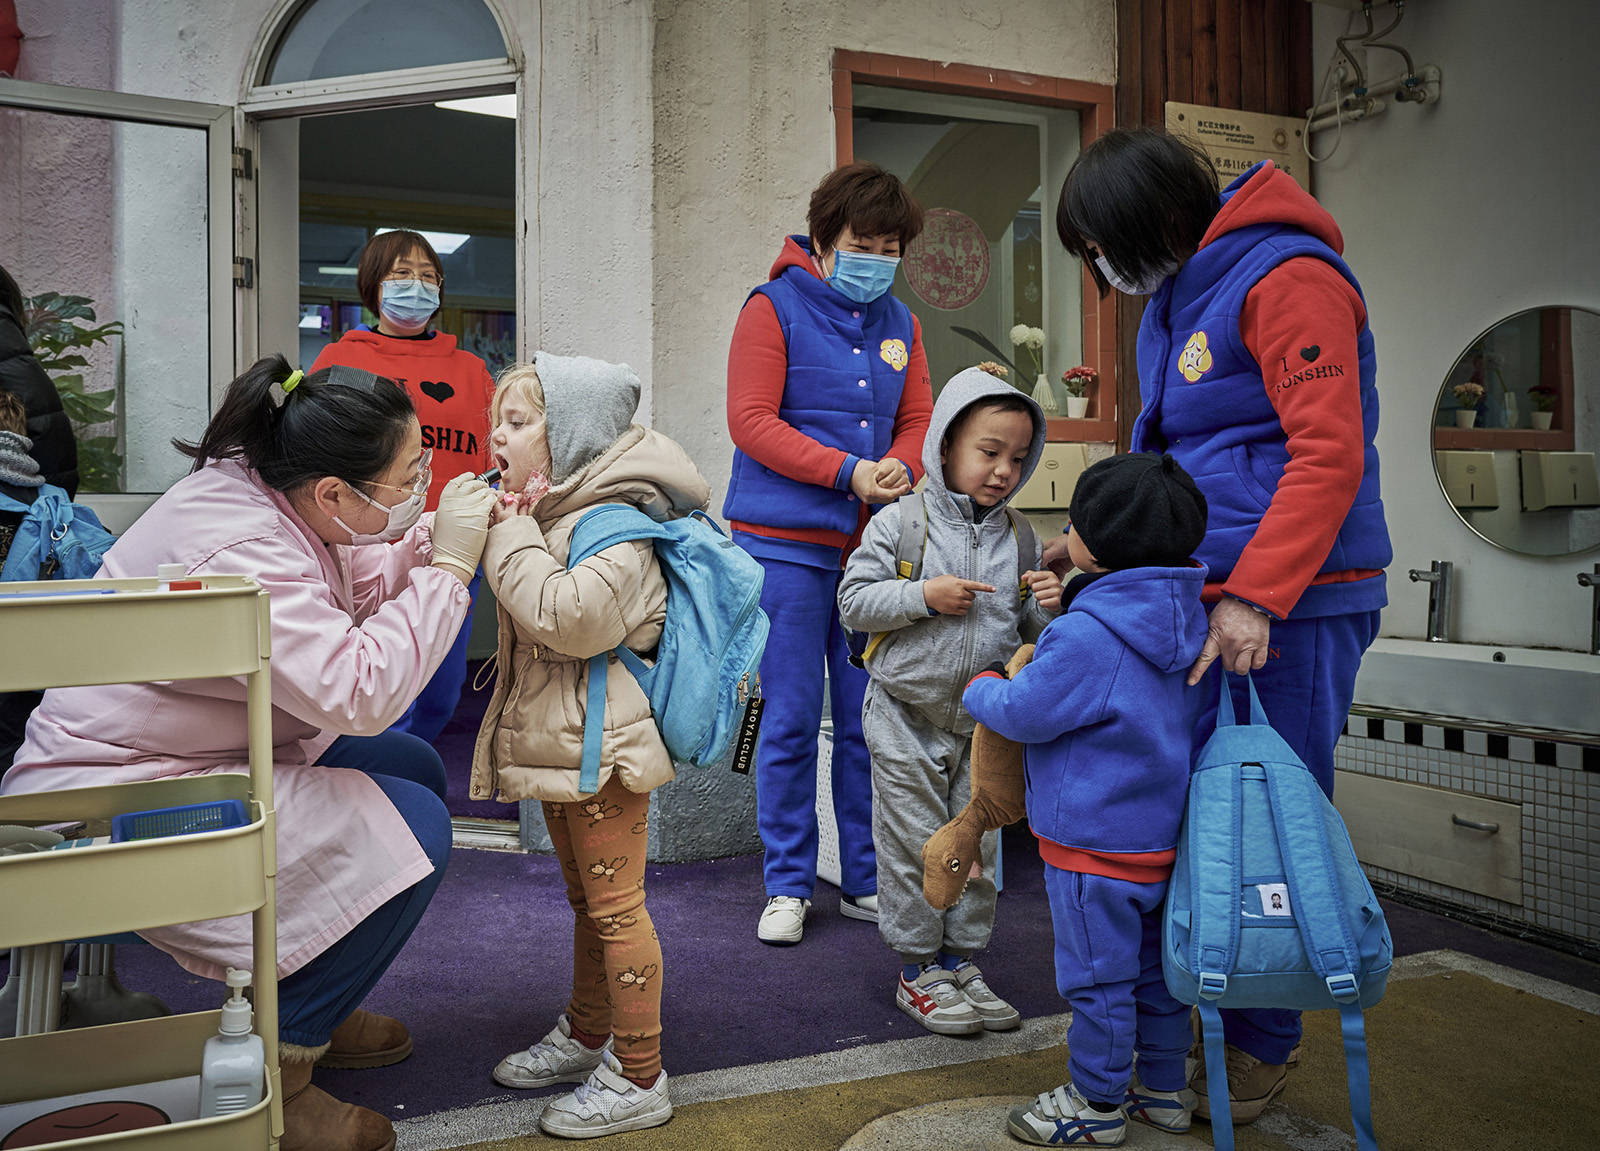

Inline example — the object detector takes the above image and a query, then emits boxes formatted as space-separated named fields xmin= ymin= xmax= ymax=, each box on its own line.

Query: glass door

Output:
xmin=0 ymin=78 xmax=234 ymax=528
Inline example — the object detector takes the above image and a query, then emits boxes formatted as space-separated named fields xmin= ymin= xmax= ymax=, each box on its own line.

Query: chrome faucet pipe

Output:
xmin=1579 ymin=564 xmax=1599 ymax=656
xmin=1407 ymin=559 xmax=1454 ymax=643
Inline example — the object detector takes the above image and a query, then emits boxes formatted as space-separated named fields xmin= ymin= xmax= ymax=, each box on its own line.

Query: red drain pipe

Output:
xmin=0 ymin=0 xmax=20 ymax=78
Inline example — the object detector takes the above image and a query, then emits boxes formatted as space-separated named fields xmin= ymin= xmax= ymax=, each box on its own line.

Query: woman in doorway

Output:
xmin=312 ymin=229 xmax=497 ymax=745
xmin=724 ymin=162 xmax=933 ymax=946
xmin=1046 ymin=128 xmax=1390 ymax=1130
xmin=4 ymin=355 xmax=497 ymax=1151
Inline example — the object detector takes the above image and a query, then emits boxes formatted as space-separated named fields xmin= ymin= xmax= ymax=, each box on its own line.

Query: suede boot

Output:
xmin=280 ymin=1042 xmax=396 ymax=1151
xmin=318 ymin=1009 xmax=413 ymax=1069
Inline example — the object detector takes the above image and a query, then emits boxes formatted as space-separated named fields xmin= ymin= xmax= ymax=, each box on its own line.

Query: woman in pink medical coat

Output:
xmin=3 ymin=355 xmax=497 ymax=1151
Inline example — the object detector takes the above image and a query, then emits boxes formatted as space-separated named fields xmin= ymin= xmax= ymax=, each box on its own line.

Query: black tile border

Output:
xmin=1342 ymin=707 xmax=1598 ymax=773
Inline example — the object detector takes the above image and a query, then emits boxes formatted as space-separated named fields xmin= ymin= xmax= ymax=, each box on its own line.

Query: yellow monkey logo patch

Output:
xmin=1179 ymin=331 xmax=1214 ymax=382
xmin=879 ymin=338 xmax=909 ymax=372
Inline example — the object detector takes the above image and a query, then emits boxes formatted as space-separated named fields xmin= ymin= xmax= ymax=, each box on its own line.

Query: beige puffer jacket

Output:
xmin=470 ymin=425 xmax=711 ymax=803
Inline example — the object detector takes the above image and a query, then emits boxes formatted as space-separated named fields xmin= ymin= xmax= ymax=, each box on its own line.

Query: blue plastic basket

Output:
xmin=110 ymin=799 xmax=249 ymax=843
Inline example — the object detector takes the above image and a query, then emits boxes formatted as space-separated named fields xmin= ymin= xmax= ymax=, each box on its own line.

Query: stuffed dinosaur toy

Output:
xmin=921 ymin=642 xmax=1034 ymax=910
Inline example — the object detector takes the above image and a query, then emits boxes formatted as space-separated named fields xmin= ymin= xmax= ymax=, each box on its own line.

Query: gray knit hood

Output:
xmin=533 ymin=350 xmax=642 ymax=484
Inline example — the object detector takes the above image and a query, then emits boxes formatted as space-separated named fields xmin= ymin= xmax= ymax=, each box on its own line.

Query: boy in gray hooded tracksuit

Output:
xmin=838 ymin=367 xmax=1061 ymax=1036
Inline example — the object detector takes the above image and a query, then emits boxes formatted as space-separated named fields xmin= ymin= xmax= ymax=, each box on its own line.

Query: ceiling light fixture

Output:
xmin=373 ymin=227 xmax=471 ymax=255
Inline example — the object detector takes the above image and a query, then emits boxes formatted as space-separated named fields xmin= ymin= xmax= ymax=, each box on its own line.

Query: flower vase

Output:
xmin=1502 ymin=393 xmax=1519 ymax=428
xmin=1455 ymin=409 xmax=1478 ymax=429
xmin=1066 ymin=394 xmax=1090 ymax=418
xmin=1531 ymin=410 xmax=1553 ymax=430
xmin=1031 ymin=373 xmax=1060 ymax=417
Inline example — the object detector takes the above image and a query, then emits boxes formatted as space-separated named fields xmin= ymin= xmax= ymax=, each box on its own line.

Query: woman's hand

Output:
xmin=431 ymin=474 xmax=496 ymax=583
xmin=923 ymin=575 xmax=996 ymax=616
xmin=872 ymin=456 xmax=913 ymax=500
xmin=851 ymin=457 xmax=913 ymax=505
xmin=1187 ymin=596 xmax=1271 ymax=685
xmin=1023 ymin=569 xmax=1063 ymax=612
xmin=1040 ymin=533 xmax=1075 ymax=580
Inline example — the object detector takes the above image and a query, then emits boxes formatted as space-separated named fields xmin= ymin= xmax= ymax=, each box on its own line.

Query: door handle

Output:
xmin=1451 ymin=814 xmax=1499 ymax=833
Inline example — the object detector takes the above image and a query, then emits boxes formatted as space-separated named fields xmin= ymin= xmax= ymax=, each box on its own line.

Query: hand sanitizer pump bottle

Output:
xmin=199 ymin=967 xmax=265 ymax=1118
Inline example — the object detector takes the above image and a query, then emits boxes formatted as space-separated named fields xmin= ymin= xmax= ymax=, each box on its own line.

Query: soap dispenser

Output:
xmin=199 ymin=967 xmax=265 ymax=1118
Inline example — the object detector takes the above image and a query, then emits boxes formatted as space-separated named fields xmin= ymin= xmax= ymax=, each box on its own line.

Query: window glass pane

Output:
xmin=0 ymin=106 xmax=210 ymax=493
xmin=265 ymin=0 xmax=507 ymax=84
xmin=297 ymin=103 xmax=516 ymax=375
xmin=853 ymin=85 xmax=1082 ymax=411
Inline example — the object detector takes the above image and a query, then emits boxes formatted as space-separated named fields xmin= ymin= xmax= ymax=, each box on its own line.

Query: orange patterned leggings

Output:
xmin=543 ymin=776 xmax=662 ymax=1079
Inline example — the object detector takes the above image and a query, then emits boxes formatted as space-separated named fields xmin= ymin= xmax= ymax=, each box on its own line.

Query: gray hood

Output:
xmin=534 ymin=350 xmax=642 ymax=484
xmin=920 ymin=368 xmax=1047 ymax=520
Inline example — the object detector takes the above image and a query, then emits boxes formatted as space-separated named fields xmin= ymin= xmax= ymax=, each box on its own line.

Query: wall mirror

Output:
xmin=1431 ymin=306 xmax=1600 ymax=556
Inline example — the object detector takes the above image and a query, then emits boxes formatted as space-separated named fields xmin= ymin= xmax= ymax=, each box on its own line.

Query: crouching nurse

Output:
xmin=2 ymin=355 xmax=497 ymax=1151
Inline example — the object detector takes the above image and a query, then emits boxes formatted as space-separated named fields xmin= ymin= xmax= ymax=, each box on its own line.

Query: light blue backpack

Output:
xmin=1 ymin=483 xmax=116 ymax=582
xmin=1163 ymin=673 xmax=1391 ymax=1151
xmin=566 ymin=504 xmax=769 ymax=793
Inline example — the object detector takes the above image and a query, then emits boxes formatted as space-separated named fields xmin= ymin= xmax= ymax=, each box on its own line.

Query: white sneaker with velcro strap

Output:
xmin=537 ymin=1050 xmax=672 ymax=1138
xmin=493 ymin=1013 xmax=610 ymax=1089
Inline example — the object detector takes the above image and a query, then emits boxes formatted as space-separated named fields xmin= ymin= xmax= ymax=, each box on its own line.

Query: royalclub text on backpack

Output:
xmin=1163 ymin=673 xmax=1391 ymax=1151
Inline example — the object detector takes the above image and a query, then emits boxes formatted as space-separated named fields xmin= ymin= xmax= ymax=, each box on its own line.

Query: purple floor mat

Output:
xmin=99 ymin=832 xmax=1062 ymax=1119
xmin=48 ymin=832 xmax=1600 ymax=1124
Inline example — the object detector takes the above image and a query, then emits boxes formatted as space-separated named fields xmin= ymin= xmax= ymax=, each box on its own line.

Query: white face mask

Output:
xmin=1095 ymin=253 xmax=1177 ymax=296
xmin=334 ymin=481 xmax=426 ymax=545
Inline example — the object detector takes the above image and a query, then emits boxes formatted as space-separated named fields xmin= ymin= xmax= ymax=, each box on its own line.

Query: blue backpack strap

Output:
xmin=1197 ymin=1001 xmax=1235 ymax=1151
xmin=567 ymin=504 xmax=671 ymax=795
xmin=1340 ymin=1003 xmax=1381 ymax=1151
xmin=1190 ymin=674 xmax=1246 ymax=1002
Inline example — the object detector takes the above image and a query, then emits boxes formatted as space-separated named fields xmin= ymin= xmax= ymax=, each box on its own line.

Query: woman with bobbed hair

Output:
xmin=1037 ymin=127 xmax=1390 ymax=1135
xmin=724 ymin=162 xmax=933 ymax=946
xmin=3 ymin=354 xmax=496 ymax=1151
xmin=312 ymin=229 xmax=497 ymax=745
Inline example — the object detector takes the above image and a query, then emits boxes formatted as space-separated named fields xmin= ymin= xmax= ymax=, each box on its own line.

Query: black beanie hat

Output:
xmin=1068 ymin=452 xmax=1208 ymax=570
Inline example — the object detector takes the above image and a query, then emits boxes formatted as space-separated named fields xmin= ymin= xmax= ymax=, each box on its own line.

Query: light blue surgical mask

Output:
xmin=379 ymin=279 xmax=441 ymax=329
xmin=826 ymin=250 xmax=900 ymax=304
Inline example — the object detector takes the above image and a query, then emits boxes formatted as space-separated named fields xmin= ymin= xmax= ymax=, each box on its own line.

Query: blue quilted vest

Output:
xmin=722 ymin=237 xmax=917 ymax=549
xmin=1130 ymin=178 xmax=1390 ymax=619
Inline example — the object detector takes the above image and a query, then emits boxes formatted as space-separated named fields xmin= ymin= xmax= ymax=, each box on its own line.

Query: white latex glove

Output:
xmin=430 ymin=474 xmax=496 ymax=583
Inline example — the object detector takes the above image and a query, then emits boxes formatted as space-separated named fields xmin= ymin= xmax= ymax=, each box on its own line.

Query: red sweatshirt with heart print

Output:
xmin=311 ymin=327 xmax=495 ymax=510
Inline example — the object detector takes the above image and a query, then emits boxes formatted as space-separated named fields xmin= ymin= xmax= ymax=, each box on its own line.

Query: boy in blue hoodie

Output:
xmin=838 ymin=367 xmax=1061 ymax=1037
xmin=963 ymin=452 xmax=1209 ymax=1147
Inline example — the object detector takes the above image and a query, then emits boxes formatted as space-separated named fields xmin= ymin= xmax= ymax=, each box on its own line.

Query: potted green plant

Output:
xmin=23 ymin=292 xmax=124 ymax=491
xmin=1451 ymin=379 xmax=1485 ymax=429
xmin=1061 ymin=365 xmax=1096 ymax=419
xmin=1528 ymin=382 xmax=1558 ymax=430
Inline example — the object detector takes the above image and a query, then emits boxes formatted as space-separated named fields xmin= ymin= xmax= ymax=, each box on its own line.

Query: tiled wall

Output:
xmin=1335 ymin=713 xmax=1599 ymax=946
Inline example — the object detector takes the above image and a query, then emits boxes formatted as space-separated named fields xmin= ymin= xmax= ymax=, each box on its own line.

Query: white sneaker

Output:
xmin=951 ymin=961 xmax=1021 ymax=1031
xmin=1008 ymin=1082 xmax=1126 ymax=1146
xmin=538 ymin=1050 xmax=672 ymax=1138
xmin=1125 ymin=1069 xmax=1198 ymax=1132
xmin=840 ymin=893 xmax=879 ymax=922
xmin=757 ymin=896 xmax=809 ymax=945
xmin=493 ymin=1013 xmax=611 ymax=1089
xmin=895 ymin=966 xmax=983 ymax=1035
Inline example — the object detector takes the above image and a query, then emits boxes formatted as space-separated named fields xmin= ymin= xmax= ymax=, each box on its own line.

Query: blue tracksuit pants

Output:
xmin=1192 ymin=608 xmax=1381 ymax=1066
xmin=390 ymin=572 xmax=481 ymax=745
xmin=278 ymin=731 xmax=451 ymax=1047
xmin=1044 ymin=868 xmax=1190 ymax=1105
xmin=753 ymin=556 xmax=876 ymax=899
